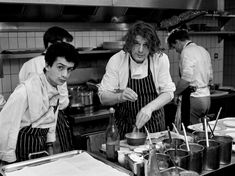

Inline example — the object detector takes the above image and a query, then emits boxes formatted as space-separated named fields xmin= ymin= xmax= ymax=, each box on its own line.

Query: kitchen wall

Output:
xmin=0 ymin=16 xmax=224 ymax=99
xmin=223 ymin=0 xmax=235 ymax=87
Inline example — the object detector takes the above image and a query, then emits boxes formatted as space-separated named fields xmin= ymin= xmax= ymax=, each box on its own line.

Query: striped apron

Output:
xmin=15 ymin=126 xmax=49 ymax=161
xmin=15 ymin=100 xmax=59 ymax=161
xmin=115 ymin=58 xmax=165 ymax=139
xmin=56 ymin=110 xmax=73 ymax=152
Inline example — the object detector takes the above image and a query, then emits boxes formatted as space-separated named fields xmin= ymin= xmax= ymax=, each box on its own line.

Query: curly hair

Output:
xmin=123 ymin=21 xmax=161 ymax=57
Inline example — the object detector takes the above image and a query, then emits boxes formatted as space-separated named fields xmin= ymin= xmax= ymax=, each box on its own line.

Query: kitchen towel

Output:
xmin=5 ymin=152 xmax=130 ymax=176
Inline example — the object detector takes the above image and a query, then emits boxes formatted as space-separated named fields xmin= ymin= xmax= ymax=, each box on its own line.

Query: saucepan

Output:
xmin=125 ymin=132 xmax=147 ymax=146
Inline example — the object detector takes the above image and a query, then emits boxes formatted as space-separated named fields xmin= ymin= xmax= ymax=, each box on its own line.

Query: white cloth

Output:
xmin=99 ymin=50 xmax=175 ymax=99
xmin=5 ymin=152 xmax=129 ymax=176
xmin=19 ymin=55 xmax=69 ymax=109
xmin=0 ymin=74 xmax=59 ymax=162
xmin=180 ymin=42 xmax=213 ymax=97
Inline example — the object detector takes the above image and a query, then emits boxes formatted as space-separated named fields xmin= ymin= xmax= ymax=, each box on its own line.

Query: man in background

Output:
xmin=19 ymin=26 xmax=74 ymax=153
xmin=167 ymin=29 xmax=213 ymax=127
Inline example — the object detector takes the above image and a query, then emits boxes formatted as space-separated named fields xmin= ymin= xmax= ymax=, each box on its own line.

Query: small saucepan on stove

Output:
xmin=125 ymin=132 xmax=147 ymax=146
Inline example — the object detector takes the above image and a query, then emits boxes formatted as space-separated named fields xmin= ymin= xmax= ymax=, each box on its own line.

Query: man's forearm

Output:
xmin=175 ymin=79 xmax=190 ymax=96
xmin=99 ymin=91 xmax=122 ymax=105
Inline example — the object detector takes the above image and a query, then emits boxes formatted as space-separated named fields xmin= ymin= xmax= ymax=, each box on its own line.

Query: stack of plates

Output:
xmin=102 ymin=41 xmax=125 ymax=50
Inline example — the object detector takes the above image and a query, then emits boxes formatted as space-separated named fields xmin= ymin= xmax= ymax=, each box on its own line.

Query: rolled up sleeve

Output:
xmin=156 ymin=54 xmax=176 ymax=99
xmin=98 ymin=55 xmax=120 ymax=103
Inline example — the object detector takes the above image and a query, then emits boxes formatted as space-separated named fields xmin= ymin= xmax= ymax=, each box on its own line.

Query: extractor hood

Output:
xmin=0 ymin=0 xmax=223 ymax=23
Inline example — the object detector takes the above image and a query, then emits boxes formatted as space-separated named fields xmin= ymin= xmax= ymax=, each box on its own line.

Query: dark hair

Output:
xmin=167 ymin=29 xmax=190 ymax=49
xmin=123 ymin=21 xmax=161 ymax=57
xmin=45 ymin=42 xmax=79 ymax=68
xmin=43 ymin=26 xmax=73 ymax=49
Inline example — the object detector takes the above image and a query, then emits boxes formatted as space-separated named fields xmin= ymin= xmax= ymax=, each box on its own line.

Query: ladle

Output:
xmin=144 ymin=126 xmax=152 ymax=145
xmin=182 ymin=123 xmax=190 ymax=152
xmin=206 ymin=119 xmax=214 ymax=138
xmin=172 ymin=123 xmax=180 ymax=135
xmin=212 ymin=107 xmax=222 ymax=134
xmin=167 ymin=126 xmax=172 ymax=144
xmin=204 ymin=117 xmax=209 ymax=148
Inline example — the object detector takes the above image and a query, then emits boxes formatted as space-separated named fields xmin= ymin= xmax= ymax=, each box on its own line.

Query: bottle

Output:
xmin=105 ymin=107 xmax=120 ymax=162
xmin=145 ymin=146 xmax=161 ymax=176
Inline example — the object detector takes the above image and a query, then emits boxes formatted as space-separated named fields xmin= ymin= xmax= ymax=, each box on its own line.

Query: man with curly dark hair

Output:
xmin=98 ymin=21 xmax=175 ymax=139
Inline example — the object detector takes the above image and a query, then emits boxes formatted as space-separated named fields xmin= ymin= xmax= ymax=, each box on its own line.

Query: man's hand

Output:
xmin=47 ymin=143 xmax=54 ymax=156
xmin=135 ymin=107 xmax=152 ymax=129
xmin=120 ymin=87 xmax=138 ymax=102
xmin=173 ymin=95 xmax=178 ymax=105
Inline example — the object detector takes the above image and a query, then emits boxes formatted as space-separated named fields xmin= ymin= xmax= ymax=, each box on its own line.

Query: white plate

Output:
xmin=223 ymin=120 xmax=235 ymax=128
xmin=198 ymin=124 xmax=222 ymax=131
xmin=219 ymin=86 xmax=235 ymax=91
xmin=233 ymin=145 xmax=235 ymax=152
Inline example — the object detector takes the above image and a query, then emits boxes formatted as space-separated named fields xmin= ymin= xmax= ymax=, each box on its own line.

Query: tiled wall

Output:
xmin=0 ymin=17 xmax=224 ymax=100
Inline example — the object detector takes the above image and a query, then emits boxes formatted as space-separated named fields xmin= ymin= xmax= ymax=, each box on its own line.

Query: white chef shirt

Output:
xmin=180 ymin=42 xmax=213 ymax=97
xmin=19 ymin=55 xmax=69 ymax=109
xmin=0 ymin=73 xmax=59 ymax=162
xmin=99 ymin=50 xmax=175 ymax=100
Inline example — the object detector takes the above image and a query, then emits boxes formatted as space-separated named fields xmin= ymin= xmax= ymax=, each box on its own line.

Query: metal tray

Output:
xmin=1 ymin=150 xmax=133 ymax=176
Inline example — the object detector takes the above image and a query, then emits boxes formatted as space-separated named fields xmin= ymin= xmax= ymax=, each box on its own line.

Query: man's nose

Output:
xmin=61 ymin=69 xmax=69 ymax=78
xmin=138 ymin=45 xmax=144 ymax=52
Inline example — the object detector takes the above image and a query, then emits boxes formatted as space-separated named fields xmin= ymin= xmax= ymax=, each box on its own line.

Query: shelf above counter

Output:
xmin=188 ymin=31 xmax=235 ymax=42
xmin=0 ymin=49 xmax=119 ymax=60
xmin=189 ymin=31 xmax=235 ymax=35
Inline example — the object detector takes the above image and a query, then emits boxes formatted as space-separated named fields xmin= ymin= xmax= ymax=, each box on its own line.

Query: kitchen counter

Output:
xmin=98 ymin=131 xmax=235 ymax=176
xmin=201 ymin=154 xmax=235 ymax=176
xmin=68 ymin=108 xmax=111 ymax=151
xmin=69 ymin=108 xmax=110 ymax=124
xmin=209 ymin=92 xmax=235 ymax=119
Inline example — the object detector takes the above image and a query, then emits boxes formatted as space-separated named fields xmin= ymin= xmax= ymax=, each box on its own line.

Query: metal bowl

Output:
xmin=125 ymin=132 xmax=147 ymax=146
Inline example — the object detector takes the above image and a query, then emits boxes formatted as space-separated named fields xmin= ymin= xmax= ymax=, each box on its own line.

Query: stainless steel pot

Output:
xmin=125 ymin=132 xmax=147 ymax=146
xmin=68 ymin=87 xmax=83 ymax=108
xmin=81 ymin=90 xmax=93 ymax=106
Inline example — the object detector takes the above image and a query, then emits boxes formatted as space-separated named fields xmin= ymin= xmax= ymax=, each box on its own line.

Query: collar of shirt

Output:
xmin=183 ymin=40 xmax=193 ymax=49
xmin=40 ymin=73 xmax=59 ymax=105
xmin=130 ymin=56 xmax=148 ymax=79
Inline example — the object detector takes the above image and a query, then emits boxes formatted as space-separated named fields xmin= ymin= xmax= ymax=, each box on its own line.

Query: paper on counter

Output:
xmin=5 ymin=152 xmax=129 ymax=176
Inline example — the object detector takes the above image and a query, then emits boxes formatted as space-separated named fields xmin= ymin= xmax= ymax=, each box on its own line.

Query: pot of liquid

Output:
xmin=125 ymin=132 xmax=147 ymax=146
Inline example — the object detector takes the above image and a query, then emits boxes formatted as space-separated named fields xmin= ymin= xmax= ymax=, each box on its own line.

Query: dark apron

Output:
xmin=181 ymin=87 xmax=195 ymax=127
xmin=179 ymin=41 xmax=195 ymax=127
xmin=15 ymin=99 xmax=59 ymax=161
xmin=56 ymin=110 xmax=73 ymax=152
xmin=16 ymin=126 xmax=49 ymax=161
xmin=115 ymin=57 xmax=165 ymax=139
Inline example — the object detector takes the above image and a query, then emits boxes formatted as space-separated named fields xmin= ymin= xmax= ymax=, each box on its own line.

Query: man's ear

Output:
xmin=44 ymin=63 xmax=50 ymax=72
